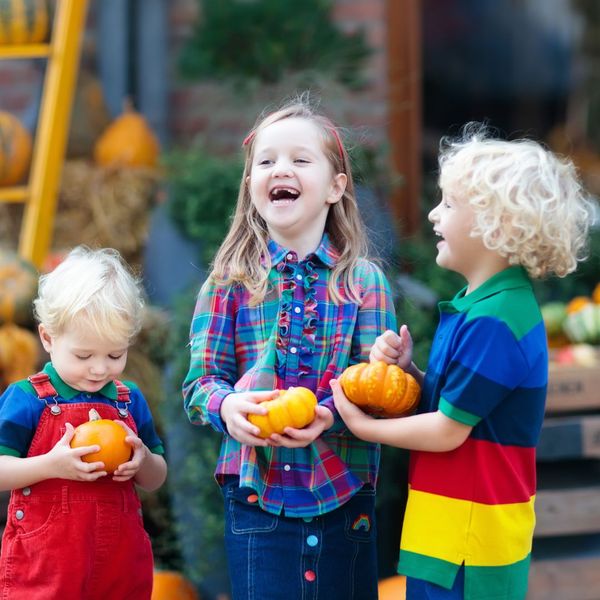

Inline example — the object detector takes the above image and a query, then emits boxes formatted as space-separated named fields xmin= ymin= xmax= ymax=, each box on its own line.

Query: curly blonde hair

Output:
xmin=34 ymin=246 xmax=144 ymax=343
xmin=439 ymin=124 xmax=596 ymax=278
xmin=209 ymin=93 xmax=369 ymax=305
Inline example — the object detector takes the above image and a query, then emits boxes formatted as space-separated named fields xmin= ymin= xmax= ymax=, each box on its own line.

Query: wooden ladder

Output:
xmin=0 ymin=0 xmax=88 ymax=268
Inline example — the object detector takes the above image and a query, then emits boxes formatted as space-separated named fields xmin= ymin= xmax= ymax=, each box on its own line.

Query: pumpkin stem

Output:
xmin=88 ymin=408 xmax=102 ymax=421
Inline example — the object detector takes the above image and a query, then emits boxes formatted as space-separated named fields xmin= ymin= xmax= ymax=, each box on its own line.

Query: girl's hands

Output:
xmin=46 ymin=423 xmax=108 ymax=481
xmin=267 ymin=405 xmax=334 ymax=448
xmin=220 ymin=390 xmax=280 ymax=446
xmin=370 ymin=325 xmax=413 ymax=370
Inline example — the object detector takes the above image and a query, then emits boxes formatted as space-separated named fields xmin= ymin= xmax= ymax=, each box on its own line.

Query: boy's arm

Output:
xmin=132 ymin=449 xmax=167 ymax=492
xmin=331 ymin=379 xmax=472 ymax=452
xmin=321 ymin=263 xmax=397 ymax=433
xmin=0 ymin=425 xmax=106 ymax=492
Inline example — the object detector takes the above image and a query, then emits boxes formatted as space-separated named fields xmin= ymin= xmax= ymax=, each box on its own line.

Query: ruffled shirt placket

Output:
xmin=275 ymin=251 xmax=319 ymax=389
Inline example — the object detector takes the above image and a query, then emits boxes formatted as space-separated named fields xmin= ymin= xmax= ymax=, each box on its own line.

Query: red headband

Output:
xmin=242 ymin=123 xmax=345 ymax=162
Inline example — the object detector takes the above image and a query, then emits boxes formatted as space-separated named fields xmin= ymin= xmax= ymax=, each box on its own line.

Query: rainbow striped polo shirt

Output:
xmin=398 ymin=266 xmax=547 ymax=600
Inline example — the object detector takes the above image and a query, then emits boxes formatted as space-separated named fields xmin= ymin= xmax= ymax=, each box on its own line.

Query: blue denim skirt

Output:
xmin=221 ymin=477 xmax=378 ymax=600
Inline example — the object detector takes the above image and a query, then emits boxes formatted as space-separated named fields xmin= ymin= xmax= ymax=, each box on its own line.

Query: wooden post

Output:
xmin=386 ymin=0 xmax=422 ymax=235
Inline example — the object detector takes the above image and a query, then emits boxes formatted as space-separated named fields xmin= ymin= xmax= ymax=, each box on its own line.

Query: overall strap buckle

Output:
xmin=28 ymin=372 xmax=61 ymax=415
xmin=113 ymin=379 xmax=131 ymax=418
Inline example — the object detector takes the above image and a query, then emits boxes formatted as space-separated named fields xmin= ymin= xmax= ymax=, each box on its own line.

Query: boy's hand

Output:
xmin=220 ymin=390 xmax=280 ymax=446
xmin=267 ymin=405 xmax=334 ymax=448
xmin=330 ymin=379 xmax=374 ymax=440
xmin=370 ymin=325 xmax=413 ymax=370
xmin=111 ymin=420 xmax=146 ymax=482
xmin=47 ymin=423 xmax=108 ymax=481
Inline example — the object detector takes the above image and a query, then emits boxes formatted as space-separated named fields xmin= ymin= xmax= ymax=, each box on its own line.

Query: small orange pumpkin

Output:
xmin=378 ymin=575 xmax=406 ymax=600
xmin=70 ymin=408 xmax=131 ymax=473
xmin=593 ymin=284 xmax=600 ymax=305
xmin=248 ymin=386 xmax=317 ymax=438
xmin=566 ymin=296 xmax=592 ymax=314
xmin=339 ymin=361 xmax=420 ymax=417
xmin=0 ymin=111 xmax=33 ymax=186
xmin=93 ymin=102 xmax=160 ymax=168
xmin=151 ymin=570 xmax=199 ymax=600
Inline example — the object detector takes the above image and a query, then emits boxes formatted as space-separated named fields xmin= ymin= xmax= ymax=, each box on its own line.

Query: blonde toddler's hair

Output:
xmin=34 ymin=246 xmax=144 ymax=343
xmin=439 ymin=124 xmax=595 ymax=278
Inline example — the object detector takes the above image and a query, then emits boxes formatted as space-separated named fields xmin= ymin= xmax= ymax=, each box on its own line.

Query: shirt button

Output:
xmin=15 ymin=510 xmax=24 ymax=520
xmin=290 ymin=347 xmax=297 ymax=354
xmin=283 ymin=464 xmax=291 ymax=471
xmin=303 ymin=516 xmax=313 ymax=523
xmin=287 ymin=253 xmax=294 ymax=260
xmin=22 ymin=487 xmax=31 ymax=496
xmin=304 ymin=570 xmax=316 ymax=582
xmin=294 ymin=306 xmax=301 ymax=313
xmin=307 ymin=535 xmax=319 ymax=547
xmin=296 ymin=274 xmax=302 ymax=281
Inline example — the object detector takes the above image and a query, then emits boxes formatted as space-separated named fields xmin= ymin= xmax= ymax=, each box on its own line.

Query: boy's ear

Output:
xmin=327 ymin=173 xmax=347 ymax=205
xmin=38 ymin=324 xmax=52 ymax=353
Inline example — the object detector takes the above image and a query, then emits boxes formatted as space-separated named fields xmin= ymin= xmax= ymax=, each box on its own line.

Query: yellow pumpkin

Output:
xmin=248 ymin=386 xmax=317 ymax=438
xmin=0 ymin=249 xmax=38 ymax=326
xmin=339 ymin=361 xmax=420 ymax=417
xmin=94 ymin=103 xmax=160 ymax=168
xmin=378 ymin=575 xmax=406 ymax=600
xmin=0 ymin=111 xmax=33 ymax=186
xmin=593 ymin=283 xmax=600 ymax=305
xmin=0 ymin=0 xmax=50 ymax=45
xmin=70 ymin=408 xmax=132 ymax=474
xmin=566 ymin=296 xmax=592 ymax=314
xmin=0 ymin=322 xmax=38 ymax=388
xmin=152 ymin=570 xmax=199 ymax=600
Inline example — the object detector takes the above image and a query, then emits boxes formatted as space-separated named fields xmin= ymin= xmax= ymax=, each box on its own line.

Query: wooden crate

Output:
xmin=528 ymin=362 xmax=600 ymax=600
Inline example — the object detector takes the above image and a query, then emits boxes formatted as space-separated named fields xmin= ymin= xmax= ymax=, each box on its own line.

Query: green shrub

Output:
xmin=179 ymin=0 xmax=370 ymax=87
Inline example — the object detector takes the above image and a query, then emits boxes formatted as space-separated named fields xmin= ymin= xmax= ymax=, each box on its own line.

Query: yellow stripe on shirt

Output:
xmin=400 ymin=487 xmax=535 ymax=567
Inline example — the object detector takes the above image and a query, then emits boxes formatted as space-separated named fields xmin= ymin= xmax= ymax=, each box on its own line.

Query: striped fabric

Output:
xmin=398 ymin=266 xmax=547 ymax=600
xmin=182 ymin=234 xmax=397 ymax=517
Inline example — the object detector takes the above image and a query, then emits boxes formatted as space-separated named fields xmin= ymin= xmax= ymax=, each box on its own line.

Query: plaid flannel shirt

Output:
xmin=183 ymin=235 xmax=397 ymax=517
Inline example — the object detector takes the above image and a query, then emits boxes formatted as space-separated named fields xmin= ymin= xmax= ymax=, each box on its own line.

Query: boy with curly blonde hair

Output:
xmin=332 ymin=124 xmax=595 ymax=600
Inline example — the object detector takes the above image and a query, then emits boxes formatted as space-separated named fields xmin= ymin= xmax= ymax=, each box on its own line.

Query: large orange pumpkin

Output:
xmin=70 ymin=408 xmax=131 ymax=473
xmin=0 ymin=111 xmax=32 ymax=186
xmin=339 ymin=361 xmax=420 ymax=417
xmin=0 ymin=249 xmax=38 ymax=326
xmin=152 ymin=570 xmax=199 ymax=600
xmin=0 ymin=0 xmax=50 ymax=45
xmin=248 ymin=386 xmax=317 ymax=438
xmin=378 ymin=575 xmax=406 ymax=600
xmin=94 ymin=103 xmax=160 ymax=168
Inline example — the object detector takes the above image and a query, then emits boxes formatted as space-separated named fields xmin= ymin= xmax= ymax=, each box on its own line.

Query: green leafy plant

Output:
xmin=163 ymin=146 xmax=242 ymax=265
xmin=179 ymin=0 xmax=370 ymax=87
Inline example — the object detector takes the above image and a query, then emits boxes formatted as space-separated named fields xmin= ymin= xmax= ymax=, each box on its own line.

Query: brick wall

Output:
xmin=0 ymin=0 xmax=390 ymax=152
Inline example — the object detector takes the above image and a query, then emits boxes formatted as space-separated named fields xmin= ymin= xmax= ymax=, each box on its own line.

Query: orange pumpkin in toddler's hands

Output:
xmin=339 ymin=361 xmax=420 ymax=417
xmin=70 ymin=409 xmax=132 ymax=473
xmin=248 ymin=386 xmax=317 ymax=438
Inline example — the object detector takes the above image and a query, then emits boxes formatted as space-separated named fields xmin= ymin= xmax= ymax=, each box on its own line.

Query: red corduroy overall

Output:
xmin=0 ymin=373 xmax=154 ymax=600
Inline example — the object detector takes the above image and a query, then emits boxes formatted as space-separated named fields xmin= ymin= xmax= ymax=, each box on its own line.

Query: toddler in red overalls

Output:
xmin=0 ymin=246 xmax=167 ymax=600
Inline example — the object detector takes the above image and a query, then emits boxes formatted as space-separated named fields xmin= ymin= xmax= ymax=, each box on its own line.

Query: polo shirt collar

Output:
xmin=42 ymin=362 xmax=118 ymax=400
xmin=442 ymin=266 xmax=532 ymax=313
xmin=267 ymin=233 xmax=339 ymax=269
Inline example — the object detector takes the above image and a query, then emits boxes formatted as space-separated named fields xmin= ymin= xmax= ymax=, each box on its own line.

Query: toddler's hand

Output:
xmin=370 ymin=325 xmax=413 ymax=369
xmin=267 ymin=405 xmax=334 ymax=448
xmin=220 ymin=390 xmax=280 ymax=446
xmin=111 ymin=420 xmax=145 ymax=482
xmin=47 ymin=423 xmax=108 ymax=481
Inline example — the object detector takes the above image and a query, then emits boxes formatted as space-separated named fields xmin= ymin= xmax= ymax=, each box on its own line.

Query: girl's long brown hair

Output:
xmin=209 ymin=95 xmax=370 ymax=305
